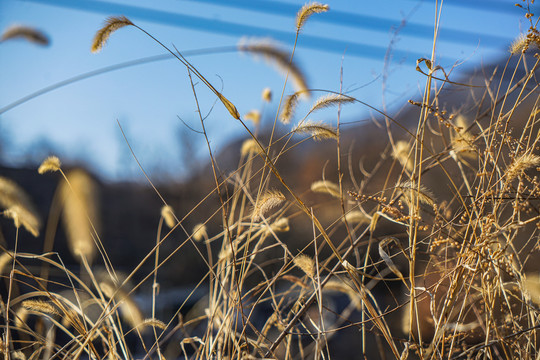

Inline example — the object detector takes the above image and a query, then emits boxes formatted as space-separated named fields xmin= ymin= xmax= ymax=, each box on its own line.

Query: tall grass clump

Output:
xmin=3 ymin=1 xmax=540 ymax=359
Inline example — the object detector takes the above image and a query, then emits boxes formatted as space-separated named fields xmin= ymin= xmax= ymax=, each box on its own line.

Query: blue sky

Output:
xmin=0 ymin=0 xmax=532 ymax=181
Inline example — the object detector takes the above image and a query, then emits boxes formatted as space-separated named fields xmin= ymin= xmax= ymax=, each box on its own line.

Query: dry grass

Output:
xmin=3 ymin=2 xmax=540 ymax=359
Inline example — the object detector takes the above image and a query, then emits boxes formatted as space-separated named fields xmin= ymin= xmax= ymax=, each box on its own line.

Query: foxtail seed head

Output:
xmin=91 ymin=15 xmax=134 ymax=53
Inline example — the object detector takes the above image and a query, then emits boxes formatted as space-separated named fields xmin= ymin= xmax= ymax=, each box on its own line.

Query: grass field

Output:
xmin=2 ymin=2 xmax=540 ymax=359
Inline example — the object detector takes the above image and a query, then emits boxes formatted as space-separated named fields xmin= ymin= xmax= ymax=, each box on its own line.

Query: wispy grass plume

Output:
xmin=161 ymin=205 xmax=176 ymax=229
xmin=344 ymin=210 xmax=371 ymax=224
xmin=308 ymin=93 xmax=354 ymax=115
xmin=91 ymin=15 xmax=134 ymax=53
xmin=244 ymin=109 xmax=261 ymax=126
xmin=100 ymin=281 xmax=144 ymax=330
xmin=38 ymin=155 xmax=61 ymax=174
xmin=294 ymin=120 xmax=338 ymax=141
xmin=60 ymin=169 xmax=100 ymax=263
xmin=1 ymin=25 xmax=49 ymax=46
xmin=280 ymin=92 xmax=300 ymax=124
xmin=396 ymin=180 xmax=435 ymax=207
xmin=296 ymin=2 xmax=329 ymax=32
xmin=392 ymin=140 xmax=414 ymax=172
xmin=239 ymin=38 xmax=309 ymax=96
xmin=0 ymin=177 xmax=41 ymax=237
xmin=192 ymin=223 xmax=207 ymax=242
xmin=293 ymin=254 xmax=315 ymax=278
xmin=506 ymin=153 xmax=540 ymax=181
xmin=262 ymin=87 xmax=272 ymax=102
xmin=21 ymin=299 xmax=59 ymax=316
xmin=252 ymin=190 xmax=286 ymax=220
xmin=310 ymin=180 xmax=340 ymax=198
xmin=241 ymin=138 xmax=264 ymax=156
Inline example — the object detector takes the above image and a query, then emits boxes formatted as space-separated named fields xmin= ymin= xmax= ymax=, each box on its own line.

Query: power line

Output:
xmin=182 ymin=0 xmax=513 ymax=47
xmin=21 ymin=0 xmax=422 ymax=59
xmin=23 ymin=0 xmax=511 ymax=63
xmin=402 ymin=0 xmax=531 ymax=14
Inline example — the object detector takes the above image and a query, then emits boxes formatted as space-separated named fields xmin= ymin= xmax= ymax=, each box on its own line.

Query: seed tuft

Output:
xmin=1 ymin=25 xmax=49 ymax=45
xmin=294 ymin=120 xmax=338 ymax=141
xmin=91 ymin=15 xmax=134 ymax=53
xmin=252 ymin=190 xmax=286 ymax=220
xmin=38 ymin=156 xmax=61 ymax=174
xmin=239 ymin=38 xmax=309 ymax=97
xmin=296 ymin=3 xmax=329 ymax=32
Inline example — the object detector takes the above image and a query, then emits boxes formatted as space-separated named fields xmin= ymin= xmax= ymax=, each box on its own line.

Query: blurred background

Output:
xmin=0 ymin=0 xmax=534 ymax=182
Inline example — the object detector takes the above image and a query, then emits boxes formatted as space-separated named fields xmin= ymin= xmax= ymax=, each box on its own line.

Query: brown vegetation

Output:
xmin=2 ymin=2 xmax=540 ymax=359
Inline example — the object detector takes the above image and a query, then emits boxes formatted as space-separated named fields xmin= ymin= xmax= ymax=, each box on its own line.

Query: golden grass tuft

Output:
xmin=1 ymin=25 xmax=49 ymax=45
xmin=262 ymin=87 xmax=272 ymax=102
xmin=450 ymin=115 xmax=476 ymax=159
xmin=0 ymin=177 xmax=41 ymax=237
xmin=510 ymin=33 xmax=529 ymax=54
xmin=252 ymin=190 xmax=286 ymax=220
xmin=192 ymin=223 xmax=208 ymax=242
xmin=0 ymin=252 xmax=12 ymax=274
xmin=392 ymin=140 xmax=414 ymax=172
xmin=269 ymin=217 xmax=290 ymax=232
xmin=21 ymin=299 xmax=59 ymax=316
xmin=60 ymin=169 xmax=100 ymax=263
xmin=296 ymin=2 xmax=329 ymax=32
xmin=161 ymin=205 xmax=176 ymax=229
xmin=343 ymin=210 xmax=371 ymax=224
xmin=308 ymin=93 xmax=354 ymax=114
xmin=293 ymin=254 xmax=315 ymax=278
xmin=139 ymin=318 xmax=167 ymax=330
xmin=239 ymin=38 xmax=309 ymax=96
xmin=10 ymin=351 xmax=25 ymax=360
xmin=100 ymin=281 xmax=144 ymax=330
xmin=509 ymin=31 xmax=540 ymax=54
xmin=396 ymin=180 xmax=435 ymax=207
xmin=310 ymin=180 xmax=340 ymax=198
xmin=294 ymin=120 xmax=338 ymax=141
xmin=280 ymin=92 xmax=300 ymax=124
xmin=91 ymin=15 xmax=134 ymax=53
xmin=506 ymin=153 xmax=540 ymax=182
xmin=244 ymin=109 xmax=261 ymax=126
xmin=241 ymin=138 xmax=264 ymax=156
xmin=38 ymin=155 xmax=61 ymax=174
